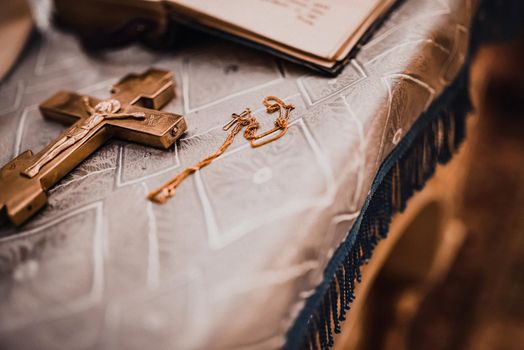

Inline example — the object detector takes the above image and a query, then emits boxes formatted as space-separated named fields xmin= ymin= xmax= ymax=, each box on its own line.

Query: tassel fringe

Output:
xmin=285 ymin=0 xmax=524 ymax=346
xmin=286 ymin=67 xmax=470 ymax=350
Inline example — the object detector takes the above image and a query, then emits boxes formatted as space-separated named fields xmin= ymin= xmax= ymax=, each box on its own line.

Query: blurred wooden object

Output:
xmin=0 ymin=0 xmax=32 ymax=80
xmin=53 ymin=0 xmax=169 ymax=48
xmin=406 ymin=33 xmax=524 ymax=350
xmin=336 ymin=22 xmax=524 ymax=350
xmin=334 ymin=143 xmax=469 ymax=350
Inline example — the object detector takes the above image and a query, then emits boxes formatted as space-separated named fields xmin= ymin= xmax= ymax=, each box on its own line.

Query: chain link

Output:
xmin=147 ymin=96 xmax=294 ymax=204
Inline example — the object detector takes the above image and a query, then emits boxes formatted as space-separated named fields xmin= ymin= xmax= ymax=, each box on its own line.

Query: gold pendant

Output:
xmin=148 ymin=96 xmax=293 ymax=204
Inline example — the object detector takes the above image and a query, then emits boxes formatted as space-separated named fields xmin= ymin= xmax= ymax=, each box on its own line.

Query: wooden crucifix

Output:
xmin=0 ymin=68 xmax=186 ymax=226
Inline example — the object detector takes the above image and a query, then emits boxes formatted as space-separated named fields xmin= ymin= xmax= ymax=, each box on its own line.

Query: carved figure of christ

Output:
xmin=0 ymin=69 xmax=187 ymax=226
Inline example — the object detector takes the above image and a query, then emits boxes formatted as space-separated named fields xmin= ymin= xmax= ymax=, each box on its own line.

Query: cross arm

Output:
xmin=108 ymin=104 xmax=187 ymax=149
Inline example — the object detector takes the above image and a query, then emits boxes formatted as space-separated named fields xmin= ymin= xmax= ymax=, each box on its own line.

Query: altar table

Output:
xmin=0 ymin=0 xmax=477 ymax=348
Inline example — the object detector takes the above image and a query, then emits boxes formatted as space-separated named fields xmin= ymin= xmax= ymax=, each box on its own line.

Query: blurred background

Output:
xmin=336 ymin=32 xmax=524 ymax=350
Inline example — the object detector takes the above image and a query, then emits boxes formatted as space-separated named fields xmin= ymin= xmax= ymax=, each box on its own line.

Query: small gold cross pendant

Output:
xmin=0 ymin=68 xmax=186 ymax=226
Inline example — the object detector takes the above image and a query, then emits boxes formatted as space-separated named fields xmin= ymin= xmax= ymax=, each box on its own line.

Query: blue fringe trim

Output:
xmin=285 ymin=65 xmax=470 ymax=350
xmin=286 ymin=42 xmax=476 ymax=349
xmin=284 ymin=0 xmax=524 ymax=347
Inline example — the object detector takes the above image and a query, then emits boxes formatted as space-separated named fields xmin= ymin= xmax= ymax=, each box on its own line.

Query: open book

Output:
xmin=55 ymin=0 xmax=399 ymax=75
xmin=166 ymin=0 xmax=398 ymax=75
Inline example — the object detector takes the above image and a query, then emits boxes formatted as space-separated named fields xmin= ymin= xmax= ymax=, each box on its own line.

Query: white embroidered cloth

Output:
xmin=0 ymin=0 xmax=475 ymax=348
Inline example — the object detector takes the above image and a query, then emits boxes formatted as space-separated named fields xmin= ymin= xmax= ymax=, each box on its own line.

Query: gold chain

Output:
xmin=147 ymin=96 xmax=294 ymax=204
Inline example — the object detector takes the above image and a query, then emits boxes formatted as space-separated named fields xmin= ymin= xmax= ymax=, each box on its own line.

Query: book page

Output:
xmin=169 ymin=0 xmax=385 ymax=59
